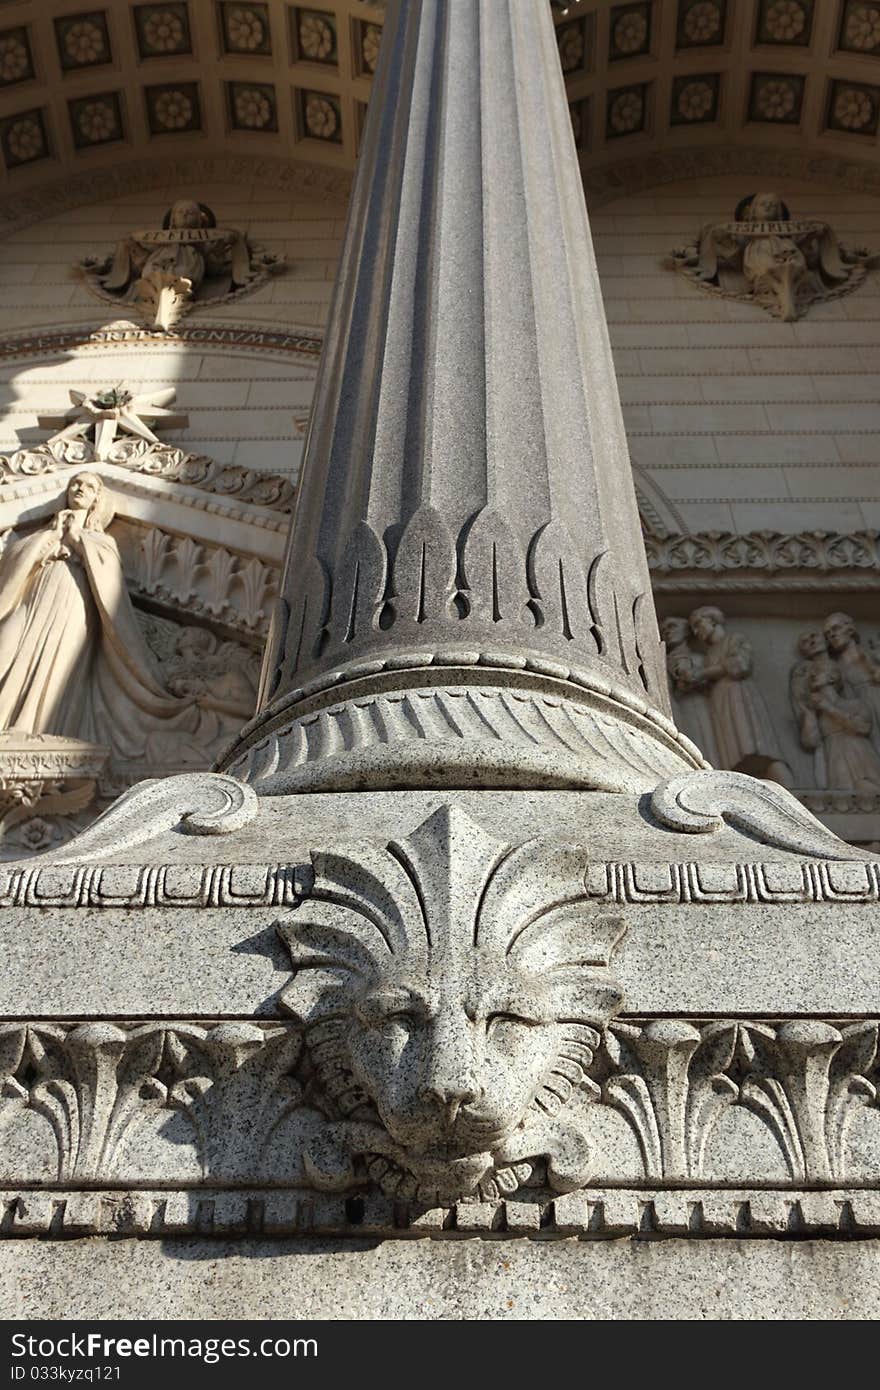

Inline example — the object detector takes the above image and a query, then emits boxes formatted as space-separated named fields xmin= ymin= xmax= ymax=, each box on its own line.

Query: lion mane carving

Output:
xmin=276 ymin=804 xmax=626 ymax=1204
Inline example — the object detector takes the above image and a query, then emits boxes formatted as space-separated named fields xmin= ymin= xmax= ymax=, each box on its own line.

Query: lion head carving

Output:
xmin=277 ymin=804 xmax=626 ymax=1203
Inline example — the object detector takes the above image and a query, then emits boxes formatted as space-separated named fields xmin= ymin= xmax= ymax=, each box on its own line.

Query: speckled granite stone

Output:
xmin=3 ymin=1238 xmax=878 ymax=1320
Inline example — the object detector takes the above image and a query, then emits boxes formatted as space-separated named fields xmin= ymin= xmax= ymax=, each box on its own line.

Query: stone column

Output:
xmin=220 ymin=0 xmax=705 ymax=795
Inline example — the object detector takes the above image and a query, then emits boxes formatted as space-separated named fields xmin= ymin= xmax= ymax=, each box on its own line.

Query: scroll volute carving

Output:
xmin=276 ymin=805 xmax=626 ymax=1204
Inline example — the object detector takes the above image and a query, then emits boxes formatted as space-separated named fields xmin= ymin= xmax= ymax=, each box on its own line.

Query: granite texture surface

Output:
xmin=2 ymin=1237 xmax=878 ymax=1319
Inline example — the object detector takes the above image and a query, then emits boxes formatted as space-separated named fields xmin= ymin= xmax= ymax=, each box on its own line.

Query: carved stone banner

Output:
xmin=670 ymin=191 xmax=880 ymax=321
xmin=80 ymin=199 xmax=285 ymax=331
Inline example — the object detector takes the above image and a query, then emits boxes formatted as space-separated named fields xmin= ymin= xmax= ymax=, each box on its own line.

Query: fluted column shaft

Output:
xmin=221 ymin=0 xmax=704 ymax=794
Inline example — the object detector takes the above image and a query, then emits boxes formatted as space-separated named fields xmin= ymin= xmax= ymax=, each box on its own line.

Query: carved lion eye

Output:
xmin=486 ymin=1012 xmax=537 ymax=1041
xmin=380 ymin=1010 xmax=416 ymax=1031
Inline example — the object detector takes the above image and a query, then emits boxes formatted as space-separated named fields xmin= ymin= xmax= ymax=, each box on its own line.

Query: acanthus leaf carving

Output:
xmin=1 ymin=1014 xmax=880 ymax=1193
xmin=602 ymin=1019 xmax=739 ymax=1181
xmin=163 ymin=1023 xmax=302 ymax=1181
xmin=460 ymin=508 xmax=530 ymax=629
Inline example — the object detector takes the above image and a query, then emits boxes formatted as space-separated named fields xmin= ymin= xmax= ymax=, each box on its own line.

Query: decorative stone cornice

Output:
xmin=647 ymin=529 xmax=880 ymax=590
xmin=582 ymin=144 xmax=880 ymax=209
xmin=0 ymin=154 xmax=352 ymax=240
xmin=1 ymin=857 xmax=877 ymax=910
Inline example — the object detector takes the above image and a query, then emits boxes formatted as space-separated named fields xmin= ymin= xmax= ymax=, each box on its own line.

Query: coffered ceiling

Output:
xmin=1 ymin=0 xmax=880 ymax=213
xmin=559 ymin=0 xmax=880 ymax=165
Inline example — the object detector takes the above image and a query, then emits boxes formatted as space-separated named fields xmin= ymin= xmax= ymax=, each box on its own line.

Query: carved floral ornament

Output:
xmin=3 ymin=1012 xmax=880 ymax=1207
xmin=0 ymin=768 xmax=870 ymax=1207
xmin=670 ymin=191 xmax=880 ymax=321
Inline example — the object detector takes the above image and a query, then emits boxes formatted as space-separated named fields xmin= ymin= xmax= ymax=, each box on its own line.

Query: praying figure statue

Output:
xmin=687 ymin=606 xmax=792 ymax=787
xmin=81 ymin=199 xmax=284 ymax=331
xmin=670 ymin=191 xmax=878 ymax=322
xmin=0 ymin=473 xmax=206 ymax=767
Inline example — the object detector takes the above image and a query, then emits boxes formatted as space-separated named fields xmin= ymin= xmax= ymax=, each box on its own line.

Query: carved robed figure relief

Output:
xmin=671 ymin=191 xmax=879 ymax=321
xmin=664 ymin=606 xmax=792 ymax=786
xmin=791 ymin=617 xmax=880 ymax=793
xmin=0 ymin=473 xmax=213 ymax=767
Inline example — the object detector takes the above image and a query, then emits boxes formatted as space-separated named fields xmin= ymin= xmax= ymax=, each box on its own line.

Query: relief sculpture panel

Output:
xmin=663 ymin=603 xmax=880 ymax=843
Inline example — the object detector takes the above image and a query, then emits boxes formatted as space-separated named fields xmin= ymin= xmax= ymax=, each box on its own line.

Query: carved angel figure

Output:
xmin=0 ymin=473 xmax=207 ymax=767
xmin=687 ymin=606 xmax=792 ymax=786
xmin=81 ymin=199 xmax=284 ymax=332
xmin=671 ymin=191 xmax=878 ymax=321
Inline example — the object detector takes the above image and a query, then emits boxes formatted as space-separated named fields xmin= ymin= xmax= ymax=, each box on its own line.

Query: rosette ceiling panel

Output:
xmin=0 ymin=0 xmax=880 ymax=211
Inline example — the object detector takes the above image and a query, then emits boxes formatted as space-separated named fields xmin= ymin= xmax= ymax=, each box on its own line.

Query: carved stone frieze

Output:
xmin=2 ymin=1013 xmax=880 ymax=1203
xmin=0 ymin=732 xmax=108 ymax=841
xmin=121 ymin=525 xmax=278 ymax=637
xmin=646 ymin=529 xmax=880 ymax=589
xmin=79 ymin=199 xmax=285 ymax=332
xmin=670 ymin=190 xmax=880 ymax=320
xmin=791 ymin=621 xmax=880 ymax=794
xmin=1 ymin=432 xmax=295 ymax=515
xmin=662 ymin=606 xmax=792 ymax=785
